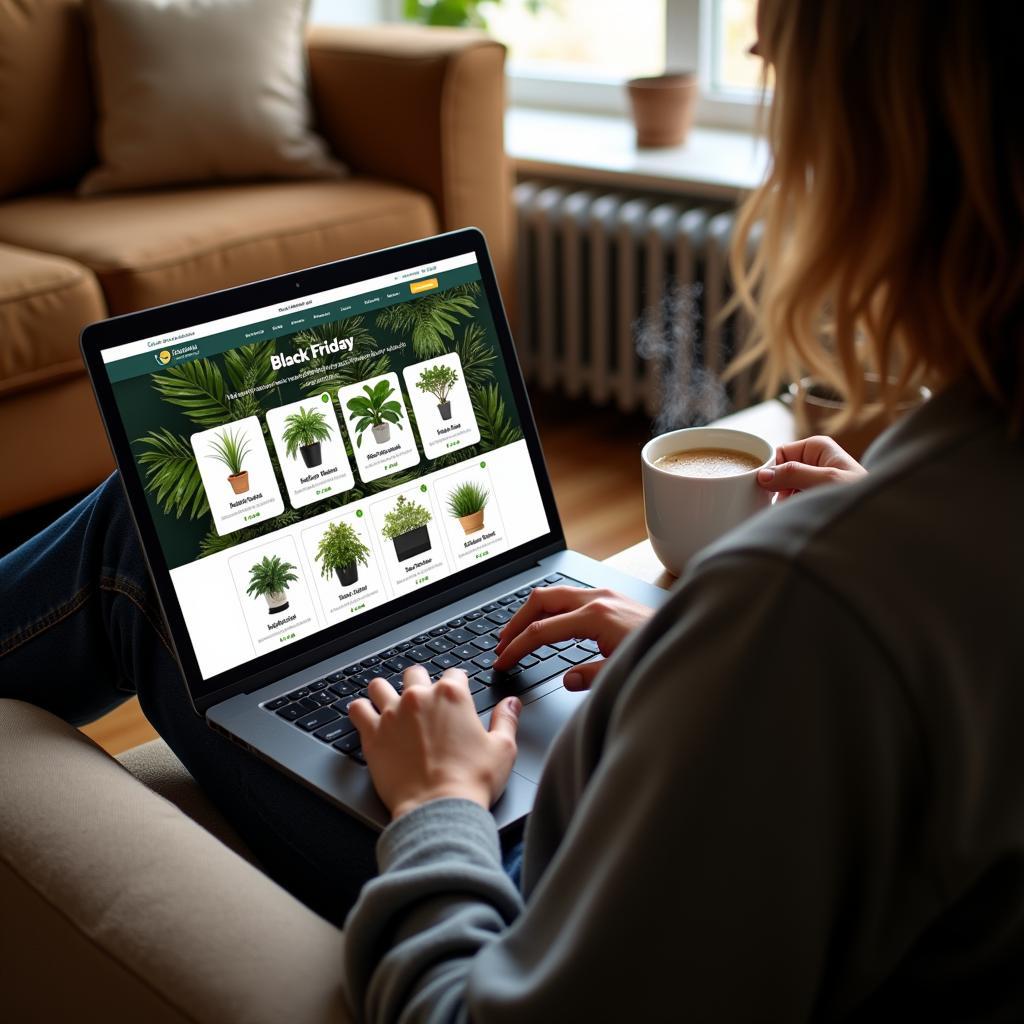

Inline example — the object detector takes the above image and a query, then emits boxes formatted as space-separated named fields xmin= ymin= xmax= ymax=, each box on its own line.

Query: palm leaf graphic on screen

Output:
xmin=375 ymin=283 xmax=480 ymax=357
xmin=346 ymin=380 xmax=405 ymax=447
xmin=472 ymin=384 xmax=522 ymax=448
xmin=455 ymin=322 xmax=497 ymax=389
xmin=136 ymin=428 xmax=210 ymax=519
xmin=294 ymin=318 xmax=386 ymax=395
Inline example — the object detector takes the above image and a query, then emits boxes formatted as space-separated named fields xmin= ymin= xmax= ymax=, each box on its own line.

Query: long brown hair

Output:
xmin=730 ymin=1 xmax=1024 ymax=427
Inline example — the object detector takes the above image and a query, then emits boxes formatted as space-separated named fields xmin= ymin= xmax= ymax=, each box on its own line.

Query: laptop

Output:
xmin=80 ymin=228 xmax=668 ymax=832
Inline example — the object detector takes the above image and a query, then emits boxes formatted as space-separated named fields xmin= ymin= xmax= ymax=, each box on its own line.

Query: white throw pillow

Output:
xmin=80 ymin=0 xmax=344 ymax=195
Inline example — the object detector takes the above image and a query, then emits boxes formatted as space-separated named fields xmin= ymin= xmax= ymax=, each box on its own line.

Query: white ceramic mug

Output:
xmin=641 ymin=426 xmax=774 ymax=577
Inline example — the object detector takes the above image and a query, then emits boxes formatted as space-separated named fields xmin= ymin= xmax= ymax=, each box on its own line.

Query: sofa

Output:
xmin=0 ymin=698 xmax=356 ymax=1022
xmin=0 ymin=3 xmax=511 ymax=518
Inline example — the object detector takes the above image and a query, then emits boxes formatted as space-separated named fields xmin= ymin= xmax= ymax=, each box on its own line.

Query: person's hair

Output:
xmin=730 ymin=1 xmax=1024 ymax=427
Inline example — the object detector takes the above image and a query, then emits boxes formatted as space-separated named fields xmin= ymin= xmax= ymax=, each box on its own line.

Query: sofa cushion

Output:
xmin=80 ymin=0 xmax=342 ymax=195
xmin=0 ymin=242 xmax=106 ymax=396
xmin=0 ymin=178 xmax=440 ymax=315
xmin=0 ymin=0 xmax=96 ymax=199
xmin=0 ymin=699 xmax=352 ymax=1024
xmin=117 ymin=738 xmax=256 ymax=865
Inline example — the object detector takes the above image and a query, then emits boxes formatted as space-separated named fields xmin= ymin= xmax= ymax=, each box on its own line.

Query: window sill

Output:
xmin=506 ymin=107 xmax=770 ymax=201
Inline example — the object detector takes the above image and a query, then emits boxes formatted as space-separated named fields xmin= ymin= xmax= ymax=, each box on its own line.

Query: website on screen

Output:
xmin=103 ymin=254 xmax=550 ymax=679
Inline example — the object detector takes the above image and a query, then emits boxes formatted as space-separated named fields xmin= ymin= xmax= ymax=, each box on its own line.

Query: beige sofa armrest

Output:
xmin=0 ymin=700 xmax=352 ymax=1024
xmin=307 ymin=25 xmax=512 ymax=290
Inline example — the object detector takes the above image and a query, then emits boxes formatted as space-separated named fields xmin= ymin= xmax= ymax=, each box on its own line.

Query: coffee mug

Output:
xmin=641 ymin=426 xmax=774 ymax=577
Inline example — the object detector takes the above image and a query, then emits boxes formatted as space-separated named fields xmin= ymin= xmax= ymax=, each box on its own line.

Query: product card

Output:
xmin=337 ymin=372 xmax=420 ymax=483
xmin=402 ymin=353 xmax=481 ymax=460
xmin=191 ymin=417 xmax=285 ymax=536
xmin=266 ymin=394 xmax=355 ymax=509
xmin=435 ymin=461 xmax=508 ymax=567
xmin=368 ymin=483 xmax=449 ymax=594
xmin=227 ymin=536 xmax=319 ymax=653
xmin=300 ymin=511 xmax=389 ymax=624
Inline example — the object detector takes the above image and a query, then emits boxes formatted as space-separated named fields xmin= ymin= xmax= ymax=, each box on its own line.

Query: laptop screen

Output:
xmin=99 ymin=250 xmax=552 ymax=681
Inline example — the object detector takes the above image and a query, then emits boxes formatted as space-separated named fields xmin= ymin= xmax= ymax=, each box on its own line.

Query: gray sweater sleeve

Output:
xmin=344 ymin=554 xmax=930 ymax=1022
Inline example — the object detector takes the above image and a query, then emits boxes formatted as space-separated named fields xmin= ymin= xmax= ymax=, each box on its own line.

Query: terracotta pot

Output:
xmin=228 ymin=471 xmax=249 ymax=494
xmin=789 ymin=374 xmax=932 ymax=459
xmin=626 ymin=72 xmax=697 ymax=148
xmin=458 ymin=510 xmax=485 ymax=535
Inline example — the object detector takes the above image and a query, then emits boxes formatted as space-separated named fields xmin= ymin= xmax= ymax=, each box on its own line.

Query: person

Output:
xmin=2 ymin=0 xmax=1022 ymax=1019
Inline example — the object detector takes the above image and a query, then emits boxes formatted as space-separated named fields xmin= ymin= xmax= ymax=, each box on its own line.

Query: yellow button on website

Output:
xmin=410 ymin=278 xmax=439 ymax=294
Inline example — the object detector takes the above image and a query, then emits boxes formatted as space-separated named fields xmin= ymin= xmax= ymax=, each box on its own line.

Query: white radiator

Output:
xmin=514 ymin=181 xmax=754 ymax=423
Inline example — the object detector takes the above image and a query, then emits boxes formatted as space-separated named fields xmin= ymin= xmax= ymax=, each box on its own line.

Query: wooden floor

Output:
xmin=77 ymin=391 xmax=651 ymax=756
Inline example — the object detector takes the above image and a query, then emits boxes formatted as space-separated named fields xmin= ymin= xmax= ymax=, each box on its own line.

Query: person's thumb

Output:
xmin=489 ymin=697 xmax=521 ymax=742
xmin=563 ymin=659 xmax=606 ymax=691
xmin=758 ymin=461 xmax=841 ymax=493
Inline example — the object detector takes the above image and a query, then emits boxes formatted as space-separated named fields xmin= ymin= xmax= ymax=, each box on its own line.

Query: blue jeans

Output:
xmin=0 ymin=473 xmax=523 ymax=924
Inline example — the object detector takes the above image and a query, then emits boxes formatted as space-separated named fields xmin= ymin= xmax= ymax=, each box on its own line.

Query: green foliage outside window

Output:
xmin=402 ymin=0 xmax=545 ymax=29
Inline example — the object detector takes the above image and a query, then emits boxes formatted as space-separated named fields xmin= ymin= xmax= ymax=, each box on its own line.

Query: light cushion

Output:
xmin=0 ymin=699 xmax=353 ymax=1023
xmin=0 ymin=178 xmax=439 ymax=314
xmin=0 ymin=0 xmax=96 ymax=199
xmin=80 ymin=0 xmax=343 ymax=195
xmin=0 ymin=242 xmax=106 ymax=395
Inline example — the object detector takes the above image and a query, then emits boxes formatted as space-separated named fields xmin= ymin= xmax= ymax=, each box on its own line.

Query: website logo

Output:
xmin=155 ymin=350 xmax=172 ymax=366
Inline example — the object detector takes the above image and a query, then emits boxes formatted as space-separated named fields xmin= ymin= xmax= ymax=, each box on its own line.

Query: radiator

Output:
xmin=514 ymin=181 xmax=754 ymax=422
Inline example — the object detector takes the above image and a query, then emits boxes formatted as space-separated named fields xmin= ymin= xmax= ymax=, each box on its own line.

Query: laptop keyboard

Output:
xmin=260 ymin=573 xmax=598 ymax=766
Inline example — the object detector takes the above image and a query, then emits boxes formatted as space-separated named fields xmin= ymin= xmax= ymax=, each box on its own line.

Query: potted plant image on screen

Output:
xmin=381 ymin=495 xmax=432 ymax=561
xmin=315 ymin=520 xmax=370 ymax=587
xmin=346 ymin=380 xmax=404 ymax=447
xmin=446 ymin=480 xmax=489 ymax=535
xmin=415 ymin=364 xmax=459 ymax=421
xmin=207 ymin=426 xmax=252 ymax=494
xmin=246 ymin=555 xmax=299 ymax=614
xmin=281 ymin=404 xmax=332 ymax=468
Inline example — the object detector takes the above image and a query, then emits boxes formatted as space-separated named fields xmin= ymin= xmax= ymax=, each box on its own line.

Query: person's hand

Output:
xmin=494 ymin=586 xmax=653 ymax=691
xmin=757 ymin=436 xmax=866 ymax=500
xmin=348 ymin=667 xmax=521 ymax=820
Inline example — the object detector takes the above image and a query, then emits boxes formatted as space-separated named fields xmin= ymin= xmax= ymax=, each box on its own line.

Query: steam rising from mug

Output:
xmin=634 ymin=282 xmax=728 ymax=433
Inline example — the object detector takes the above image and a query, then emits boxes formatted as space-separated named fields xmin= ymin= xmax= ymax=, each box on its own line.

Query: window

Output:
xmin=312 ymin=0 xmax=766 ymax=131
xmin=710 ymin=0 xmax=768 ymax=94
xmin=497 ymin=0 xmax=765 ymax=129
xmin=485 ymin=0 xmax=667 ymax=81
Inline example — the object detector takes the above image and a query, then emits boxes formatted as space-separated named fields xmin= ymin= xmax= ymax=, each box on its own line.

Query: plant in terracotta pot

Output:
xmin=626 ymin=71 xmax=698 ymax=148
xmin=446 ymin=480 xmax=489 ymax=535
xmin=315 ymin=520 xmax=370 ymax=588
xmin=381 ymin=494 xmax=432 ymax=561
xmin=207 ymin=426 xmax=252 ymax=494
xmin=415 ymin=364 xmax=459 ymax=421
xmin=246 ymin=555 xmax=298 ymax=614
xmin=346 ymin=380 xmax=405 ymax=447
xmin=282 ymin=405 xmax=333 ymax=468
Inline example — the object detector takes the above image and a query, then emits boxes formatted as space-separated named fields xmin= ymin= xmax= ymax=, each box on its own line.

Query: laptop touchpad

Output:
xmin=512 ymin=685 xmax=588 ymax=783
